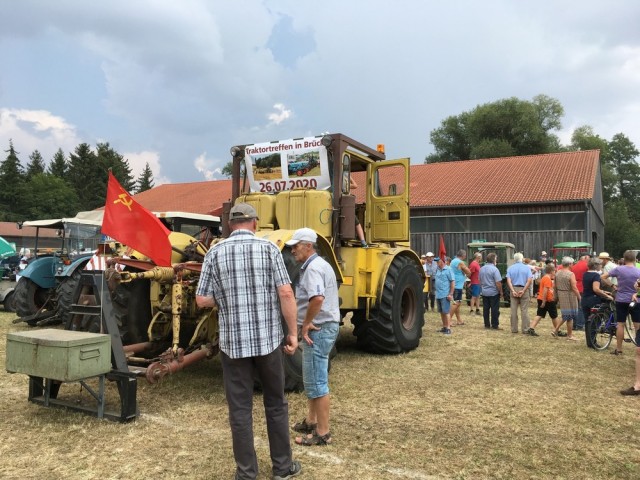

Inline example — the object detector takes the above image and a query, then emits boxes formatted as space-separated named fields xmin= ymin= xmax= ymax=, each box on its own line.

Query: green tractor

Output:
xmin=467 ymin=241 xmax=516 ymax=306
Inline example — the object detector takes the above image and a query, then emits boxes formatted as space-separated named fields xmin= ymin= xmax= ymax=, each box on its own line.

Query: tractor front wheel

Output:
xmin=356 ymin=256 xmax=425 ymax=353
xmin=14 ymin=277 xmax=53 ymax=323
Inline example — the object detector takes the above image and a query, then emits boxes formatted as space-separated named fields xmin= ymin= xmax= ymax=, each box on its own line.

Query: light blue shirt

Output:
xmin=295 ymin=253 xmax=340 ymax=325
xmin=479 ymin=263 xmax=502 ymax=296
xmin=435 ymin=265 xmax=455 ymax=300
xmin=450 ymin=257 xmax=467 ymax=289
xmin=506 ymin=262 xmax=533 ymax=287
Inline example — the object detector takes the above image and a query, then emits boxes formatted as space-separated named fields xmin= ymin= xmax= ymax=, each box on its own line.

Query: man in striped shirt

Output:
xmin=196 ymin=203 xmax=301 ymax=480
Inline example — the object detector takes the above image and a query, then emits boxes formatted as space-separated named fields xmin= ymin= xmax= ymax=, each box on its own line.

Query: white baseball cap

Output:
xmin=285 ymin=227 xmax=318 ymax=246
xmin=426 ymin=252 xmax=434 ymax=257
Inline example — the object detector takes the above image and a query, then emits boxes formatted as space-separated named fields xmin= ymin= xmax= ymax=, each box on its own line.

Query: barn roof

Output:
xmin=408 ymin=150 xmax=599 ymax=207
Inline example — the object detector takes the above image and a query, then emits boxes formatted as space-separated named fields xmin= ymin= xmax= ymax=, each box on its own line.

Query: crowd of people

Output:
xmin=194 ymin=205 xmax=640 ymax=480
xmin=421 ymin=248 xmax=640 ymax=396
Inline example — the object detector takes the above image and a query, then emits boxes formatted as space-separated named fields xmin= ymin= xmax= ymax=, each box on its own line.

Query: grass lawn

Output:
xmin=1 ymin=306 xmax=639 ymax=479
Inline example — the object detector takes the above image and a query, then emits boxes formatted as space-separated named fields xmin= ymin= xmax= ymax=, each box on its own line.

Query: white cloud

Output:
xmin=194 ymin=152 xmax=224 ymax=181
xmin=268 ymin=103 xmax=292 ymax=125
xmin=0 ymin=108 xmax=81 ymax=163
xmin=123 ymin=150 xmax=170 ymax=186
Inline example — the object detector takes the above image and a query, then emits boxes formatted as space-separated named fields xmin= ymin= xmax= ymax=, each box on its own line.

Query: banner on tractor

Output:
xmin=101 ymin=172 xmax=172 ymax=266
xmin=243 ymin=136 xmax=331 ymax=193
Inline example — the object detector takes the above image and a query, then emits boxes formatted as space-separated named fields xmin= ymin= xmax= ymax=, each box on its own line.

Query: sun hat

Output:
xmin=229 ymin=203 xmax=259 ymax=220
xmin=598 ymin=252 xmax=611 ymax=260
xmin=285 ymin=227 xmax=318 ymax=246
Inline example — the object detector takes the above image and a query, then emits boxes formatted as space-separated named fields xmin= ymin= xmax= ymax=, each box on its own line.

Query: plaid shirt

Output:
xmin=196 ymin=229 xmax=291 ymax=359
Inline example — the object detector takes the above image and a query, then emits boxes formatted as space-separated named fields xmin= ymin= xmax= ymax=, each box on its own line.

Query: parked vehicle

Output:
xmin=0 ymin=279 xmax=16 ymax=312
xmin=550 ymin=242 xmax=591 ymax=264
xmin=467 ymin=241 xmax=516 ymax=306
xmin=14 ymin=211 xmax=103 ymax=325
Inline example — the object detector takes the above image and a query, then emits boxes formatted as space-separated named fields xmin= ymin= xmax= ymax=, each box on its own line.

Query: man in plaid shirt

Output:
xmin=196 ymin=203 xmax=301 ymax=480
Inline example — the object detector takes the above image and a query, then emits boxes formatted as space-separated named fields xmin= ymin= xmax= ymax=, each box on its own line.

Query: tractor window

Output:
xmin=373 ymin=164 xmax=405 ymax=197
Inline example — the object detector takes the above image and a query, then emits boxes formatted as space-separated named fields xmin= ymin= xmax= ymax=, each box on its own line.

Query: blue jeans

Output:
xmin=302 ymin=321 xmax=339 ymax=399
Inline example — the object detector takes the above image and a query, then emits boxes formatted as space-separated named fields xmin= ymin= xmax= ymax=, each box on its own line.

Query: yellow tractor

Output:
xmin=226 ymin=133 xmax=425 ymax=354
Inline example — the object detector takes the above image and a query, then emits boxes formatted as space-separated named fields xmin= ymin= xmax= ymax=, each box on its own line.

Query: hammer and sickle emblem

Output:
xmin=114 ymin=193 xmax=133 ymax=211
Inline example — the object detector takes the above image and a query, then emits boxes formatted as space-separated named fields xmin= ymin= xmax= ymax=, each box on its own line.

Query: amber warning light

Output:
xmin=377 ymin=144 xmax=385 ymax=154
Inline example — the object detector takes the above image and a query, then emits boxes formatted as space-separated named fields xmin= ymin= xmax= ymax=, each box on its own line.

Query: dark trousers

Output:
xmin=425 ymin=292 xmax=435 ymax=311
xmin=482 ymin=294 xmax=501 ymax=328
xmin=220 ymin=348 xmax=292 ymax=480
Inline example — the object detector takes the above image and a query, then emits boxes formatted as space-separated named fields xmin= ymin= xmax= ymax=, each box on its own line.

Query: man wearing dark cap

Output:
xmin=196 ymin=203 xmax=301 ymax=480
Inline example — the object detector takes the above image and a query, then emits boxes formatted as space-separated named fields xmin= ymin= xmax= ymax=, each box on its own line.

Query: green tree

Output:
xmin=603 ymin=200 xmax=640 ymax=256
xmin=26 ymin=150 xmax=46 ymax=179
xmin=136 ymin=162 xmax=155 ymax=193
xmin=221 ymin=161 xmax=233 ymax=178
xmin=570 ymin=126 xmax=616 ymax=206
xmin=67 ymin=143 xmax=100 ymax=210
xmin=426 ymin=95 xmax=564 ymax=162
xmin=48 ymin=148 xmax=68 ymax=178
xmin=0 ymin=140 xmax=26 ymax=221
xmin=608 ymin=133 xmax=640 ymax=220
xmin=22 ymin=173 xmax=80 ymax=219
xmin=96 ymin=142 xmax=134 ymax=193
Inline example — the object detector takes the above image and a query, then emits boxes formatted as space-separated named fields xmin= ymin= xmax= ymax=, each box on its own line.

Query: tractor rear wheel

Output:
xmin=356 ymin=256 xmax=424 ymax=353
xmin=56 ymin=269 xmax=83 ymax=330
xmin=112 ymin=278 xmax=152 ymax=345
xmin=14 ymin=277 xmax=53 ymax=323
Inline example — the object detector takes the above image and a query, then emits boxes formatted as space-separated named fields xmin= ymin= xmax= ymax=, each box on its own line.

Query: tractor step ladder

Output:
xmin=28 ymin=271 xmax=138 ymax=422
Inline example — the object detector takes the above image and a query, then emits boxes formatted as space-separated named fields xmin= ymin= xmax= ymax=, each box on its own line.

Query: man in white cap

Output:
xmin=599 ymin=252 xmax=616 ymax=289
xmin=423 ymin=252 xmax=437 ymax=311
xmin=286 ymin=227 xmax=340 ymax=447
xmin=196 ymin=203 xmax=301 ymax=480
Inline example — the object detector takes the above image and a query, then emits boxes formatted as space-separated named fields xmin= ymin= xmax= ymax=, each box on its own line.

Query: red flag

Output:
xmin=439 ymin=235 xmax=447 ymax=260
xmin=102 ymin=171 xmax=172 ymax=266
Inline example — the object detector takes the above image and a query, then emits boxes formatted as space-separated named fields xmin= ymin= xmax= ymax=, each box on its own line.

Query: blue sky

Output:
xmin=1 ymin=0 xmax=639 ymax=186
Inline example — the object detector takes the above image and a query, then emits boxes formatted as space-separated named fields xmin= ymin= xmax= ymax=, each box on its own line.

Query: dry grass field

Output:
xmin=1 ymin=307 xmax=639 ymax=480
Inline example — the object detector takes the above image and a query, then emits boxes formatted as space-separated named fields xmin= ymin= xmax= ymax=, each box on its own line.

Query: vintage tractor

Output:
xmin=467 ymin=241 xmax=516 ymax=306
xmin=66 ymin=212 xmax=223 ymax=384
xmin=227 ymin=133 xmax=425 ymax=355
xmin=13 ymin=211 xmax=103 ymax=326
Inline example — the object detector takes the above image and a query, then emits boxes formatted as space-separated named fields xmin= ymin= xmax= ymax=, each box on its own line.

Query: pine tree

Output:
xmin=0 ymin=140 xmax=27 ymax=221
xmin=67 ymin=143 xmax=100 ymax=210
xmin=136 ymin=162 xmax=155 ymax=193
xmin=26 ymin=150 xmax=46 ymax=179
xmin=96 ymin=142 xmax=135 ymax=193
xmin=48 ymin=148 xmax=68 ymax=178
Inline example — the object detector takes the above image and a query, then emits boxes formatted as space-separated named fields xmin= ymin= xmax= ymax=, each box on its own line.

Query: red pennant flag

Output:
xmin=439 ymin=235 xmax=447 ymax=261
xmin=102 ymin=171 xmax=172 ymax=266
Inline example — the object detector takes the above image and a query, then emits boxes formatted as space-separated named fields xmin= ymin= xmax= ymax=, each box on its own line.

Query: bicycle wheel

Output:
xmin=587 ymin=312 xmax=613 ymax=351
xmin=625 ymin=315 xmax=638 ymax=346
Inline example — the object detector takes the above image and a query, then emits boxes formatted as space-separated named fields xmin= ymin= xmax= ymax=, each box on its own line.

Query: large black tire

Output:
xmin=111 ymin=278 xmax=152 ymax=345
xmin=14 ymin=277 xmax=53 ymax=321
xmin=3 ymin=291 xmax=15 ymax=312
xmin=356 ymin=256 xmax=425 ymax=353
xmin=57 ymin=269 xmax=83 ymax=330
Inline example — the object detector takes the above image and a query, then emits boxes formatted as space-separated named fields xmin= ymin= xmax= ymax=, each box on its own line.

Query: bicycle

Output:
xmin=585 ymin=300 xmax=638 ymax=350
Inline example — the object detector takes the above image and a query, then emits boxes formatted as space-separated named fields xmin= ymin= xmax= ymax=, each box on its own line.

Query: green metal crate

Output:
xmin=6 ymin=329 xmax=111 ymax=382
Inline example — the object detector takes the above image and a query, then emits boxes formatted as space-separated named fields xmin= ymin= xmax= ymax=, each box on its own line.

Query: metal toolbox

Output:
xmin=6 ymin=329 xmax=111 ymax=381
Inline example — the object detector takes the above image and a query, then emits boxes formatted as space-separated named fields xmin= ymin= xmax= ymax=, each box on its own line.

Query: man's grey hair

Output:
xmin=513 ymin=252 xmax=524 ymax=263
xmin=457 ymin=249 xmax=466 ymax=258
xmin=562 ymin=256 xmax=575 ymax=267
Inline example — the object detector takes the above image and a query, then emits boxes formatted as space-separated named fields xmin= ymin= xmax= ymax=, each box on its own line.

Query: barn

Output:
xmin=408 ymin=150 xmax=603 ymax=258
